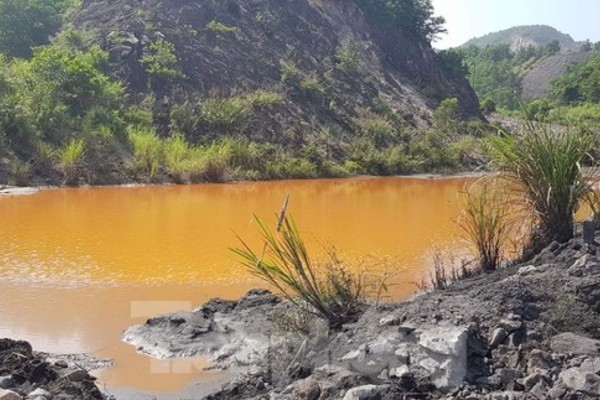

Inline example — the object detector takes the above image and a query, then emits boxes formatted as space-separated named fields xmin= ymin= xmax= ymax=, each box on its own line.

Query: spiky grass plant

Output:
xmin=232 ymin=199 xmax=380 ymax=330
xmin=488 ymin=122 xmax=594 ymax=245
xmin=459 ymin=181 xmax=511 ymax=272
xmin=58 ymin=138 xmax=85 ymax=185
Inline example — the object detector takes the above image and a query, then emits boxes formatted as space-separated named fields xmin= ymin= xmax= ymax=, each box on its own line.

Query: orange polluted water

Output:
xmin=0 ymin=177 xmax=474 ymax=393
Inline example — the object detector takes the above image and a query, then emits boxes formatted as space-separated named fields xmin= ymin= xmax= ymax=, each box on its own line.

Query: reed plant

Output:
xmin=459 ymin=181 xmax=511 ymax=272
xmin=488 ymin=122 xmax=594 ymax=245
xmin=128 ymin=126 xmax=163 ymax=179
xmin=232 ymin=201 xmax=382 ymax=330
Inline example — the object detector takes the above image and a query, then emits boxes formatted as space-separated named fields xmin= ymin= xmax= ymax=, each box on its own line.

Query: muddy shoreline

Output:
xmin=0 ymin=172 xmax=485 ymax=196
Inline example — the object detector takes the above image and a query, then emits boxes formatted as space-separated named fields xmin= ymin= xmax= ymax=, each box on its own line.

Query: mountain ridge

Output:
xmin=462 ymin=25 xmax=579 ymax=52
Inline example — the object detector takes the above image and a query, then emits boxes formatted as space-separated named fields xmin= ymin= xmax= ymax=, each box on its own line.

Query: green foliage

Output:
xmin=128 ymin=126 xmax=163 ymax=179
xmin=299 ymin=73 xmax=322 ymax=96
xmin=459 ymin=182 xmax=511 ymax=272
xmin=280 ymin=59 xmax=301 ymax=84
xmin=480 ymin=98 xmax=496 ymax=114
xmin=57 ymin=138 xmax=85 ymax=184
xmin=206 ymin=20 xmax=237 ymax=34
xmin=357 ymin=0 xmax=446 ymax=41
xmin=245 ymin=90 xmax=285 ymax=108
xmin=335 ymin=42 xmax=359 ymax=72
xmin=233 ymin=212 xmax=378 ymax=330
xmin=488 ymin=123 xmax=594 ymax=245
xmin=140 ymin=37 xmax=183 ymax=82
xmin=0 ymin=0 xmax=65 ymax=58
xmin=552 ymin=52 xmax=600 ymax=104
xmin=201 ymin=97 xmax=249 ymax=132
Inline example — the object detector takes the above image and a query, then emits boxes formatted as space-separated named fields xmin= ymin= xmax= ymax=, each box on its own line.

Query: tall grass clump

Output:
xmin=201 ymin=97 xmax=249 ymax=132
xmin=488 ymin=122 xmax=594 ymax=246
xmin=459 ymin=181 xmax=512 ymax=272
xmin=128 ymin=126 xmax=163 ymax=179
xmin=57 ymin=138 xmax=85 ymax=185
xmin=232 ymin=203 xmax=384 ymax=330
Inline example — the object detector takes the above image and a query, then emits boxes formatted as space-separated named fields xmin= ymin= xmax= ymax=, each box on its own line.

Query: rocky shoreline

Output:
xmin=0 ymin=339 xmax=111 ymax=400
xmin=4 ymin=233 xmax=600 ymax=399
xmin=122 ymin=232 xmax=600 ymax=399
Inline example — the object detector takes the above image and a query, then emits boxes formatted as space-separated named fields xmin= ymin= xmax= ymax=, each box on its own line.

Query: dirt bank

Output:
xmin=124 ymin=231 xmax=600 ymax=399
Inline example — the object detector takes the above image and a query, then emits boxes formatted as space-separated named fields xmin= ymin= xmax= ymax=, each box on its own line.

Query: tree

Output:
xmin=581 ymin=40 xmax=592 ymax=52
xmin=0 ymin=0 xmax=65 ymax=58
xmin=357 ymin=0 xmax=446 ymax=42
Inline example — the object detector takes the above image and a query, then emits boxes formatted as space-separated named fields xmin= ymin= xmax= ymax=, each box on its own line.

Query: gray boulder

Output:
xmin=0 ymin=389 xmax=22 ymax=400
xmin=551 ymin=333 xmax=600 ymax=355
xmin=559 ymin=367 xmax=600 ymax=395
xmin=417 ymin=326 xmax=468 ymax=388
xmin=343 ymin=385 xmax=387 ymax=400
xmin=568 ymin=254 xmax=600 ymax=277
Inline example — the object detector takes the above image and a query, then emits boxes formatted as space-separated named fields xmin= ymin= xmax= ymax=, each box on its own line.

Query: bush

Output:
xmin=245 ymin=90 xmax=285 ymax=108
xmin=201 ymin=97 xmax=249 ymax=132
xmin=489 ymin=123 xmax=594 ymax=245
xmin=128 ymin=126 xmax=163 ymax=179
xmin=232 ymin=210 xmax=383 ymax=330
xmin=459 ymin=181 xmax=511 ymax=272
xmin=57 ymin=138 xmax=85 ymax=185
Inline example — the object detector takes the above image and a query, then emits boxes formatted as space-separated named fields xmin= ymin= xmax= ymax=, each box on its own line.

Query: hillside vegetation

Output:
xmin=0 ymin=0 xmax=485 ymax=187
xmin=450 ymin=25 xmax=600 ymax=126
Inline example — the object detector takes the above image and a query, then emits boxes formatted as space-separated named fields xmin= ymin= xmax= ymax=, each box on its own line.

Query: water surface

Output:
xmin=0 ymin=177 xmax=474 ymax=394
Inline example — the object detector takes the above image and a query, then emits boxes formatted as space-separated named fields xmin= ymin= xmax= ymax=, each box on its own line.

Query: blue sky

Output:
xmin=431 ymin=0 xmax=600 ymax=48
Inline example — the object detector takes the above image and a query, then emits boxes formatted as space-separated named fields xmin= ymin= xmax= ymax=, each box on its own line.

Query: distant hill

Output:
xmin=521 ymin=51 xmax=593 ymax=100
xmin=462 ymin=25 xmax=579 ymax=52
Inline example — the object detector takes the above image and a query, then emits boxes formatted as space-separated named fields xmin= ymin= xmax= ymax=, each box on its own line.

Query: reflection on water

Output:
xmin=0 ymin=177 xmax=474 ymax=392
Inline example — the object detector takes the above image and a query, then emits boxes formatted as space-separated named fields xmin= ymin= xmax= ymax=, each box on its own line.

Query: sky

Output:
xmin=431 ymin=0 xmax=600 ymax=49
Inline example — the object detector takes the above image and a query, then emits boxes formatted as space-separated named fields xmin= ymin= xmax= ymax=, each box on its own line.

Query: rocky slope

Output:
xmin=463 ymin=25 xmax=579 ymax=52
xmin=522 ymin=51 xmax=593 ymax=100
xmin=123 ymin=231 xmax=600 ymax=399
xmin=74 ymin=0 xmax=480 ymax=141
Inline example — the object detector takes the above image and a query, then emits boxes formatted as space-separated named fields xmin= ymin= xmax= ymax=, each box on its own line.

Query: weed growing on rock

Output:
xmin=232 ymin=201 xmax=389 ymax=330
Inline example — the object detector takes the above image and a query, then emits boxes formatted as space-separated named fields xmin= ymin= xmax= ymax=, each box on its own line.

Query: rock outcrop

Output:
xmin=0 ymin=339 xmax=107 ymax=400
xmin=123 ymin=231 xmax=600 ymax=399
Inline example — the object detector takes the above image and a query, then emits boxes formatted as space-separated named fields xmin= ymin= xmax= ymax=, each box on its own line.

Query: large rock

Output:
xmin=343 ymin=385 xmax=386 ymax=400
xmin=559 ymin=367 xmax=600 ymax=395
xmin=0 ymin=389 xmax=22 ymax=400
xmin=568 ymin=254 xmax=600 ymax=277
xmin=417 ymin=326 xmax=468 ymax=388
xmin=0 ymin=378 xmax=13 ymax=390
xmin=551 ymin=333 xmax=600 ymax=355
xmin=287 ymin=378 xmax=321 ymax=400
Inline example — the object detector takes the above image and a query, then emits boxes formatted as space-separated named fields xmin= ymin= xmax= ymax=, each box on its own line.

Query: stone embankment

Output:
xmin=122 ymin=232 xmax=600 ymax=399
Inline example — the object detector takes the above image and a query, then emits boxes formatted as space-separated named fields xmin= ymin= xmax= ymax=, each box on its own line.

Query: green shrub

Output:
xmin=232 ymin=211 xmax=379 ymax=330
xmin=206 ymin=20 xmax=237 ymax=33
xmin=140 ymin=37 xmax=183 ymax=82
xmin=335 ymin=41 xmax=359 ymax=72
xmin=459 ymin=181 xmax=511 ymax=272
xmin=489 ymin=123 xmax=594 ymax=245
xmin=128 ymin=126 xmax=163 ymax=179
xmin=357 ymin=115 xmax=398 ymax=147
xmin=298 ymin=73 xmax=321 ymax=96
xmin=280 ymin=60 xmax=301 ymax=84
xmin=245 ymin=90 xmax=285 ymax=108
xmin=57 ymin=138 xmax=85 ymax=185
xmin=201 ymin=97 xmax=249 ymax=132
xmin=9 ymin=158 xmax=31 ymax=186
